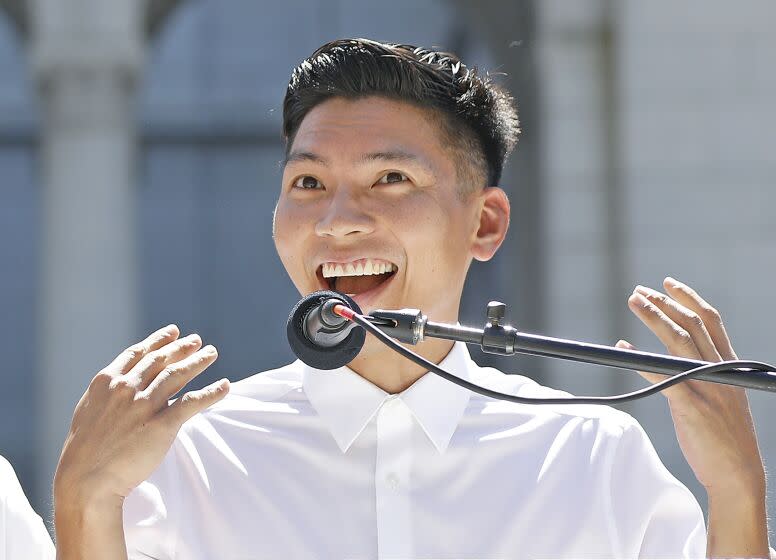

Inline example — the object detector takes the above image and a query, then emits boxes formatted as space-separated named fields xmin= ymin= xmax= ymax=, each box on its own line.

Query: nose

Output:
xmin=314 ymin=189 xmax=375 ymax=238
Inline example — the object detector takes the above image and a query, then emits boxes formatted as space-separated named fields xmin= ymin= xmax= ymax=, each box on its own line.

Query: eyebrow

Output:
xmin=284 ymin=151 xmax=328 ymax=166
xmin=284 ymin=149 xmax=433 ymax=175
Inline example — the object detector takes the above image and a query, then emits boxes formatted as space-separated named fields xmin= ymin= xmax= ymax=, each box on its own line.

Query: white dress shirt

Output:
xmin=124 ymin=342 xmax=706 ymax=559
xmin=0 ymin=456 xmax=55 ymax=560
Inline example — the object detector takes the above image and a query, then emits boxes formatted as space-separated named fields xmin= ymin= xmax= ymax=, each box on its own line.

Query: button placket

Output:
xmin=375 ymin=397 xmax=414 ymax=559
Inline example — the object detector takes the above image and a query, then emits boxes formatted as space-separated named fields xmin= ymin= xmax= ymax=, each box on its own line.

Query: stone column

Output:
xmin=451 ymin=0 xmax=548 ymax=379
xmin=29 ymin=0 xmax=144 ymax=506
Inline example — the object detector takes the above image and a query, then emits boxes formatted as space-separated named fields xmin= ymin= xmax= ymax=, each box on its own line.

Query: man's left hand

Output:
xmin=618 ymin=277 xmax=769 ymax=558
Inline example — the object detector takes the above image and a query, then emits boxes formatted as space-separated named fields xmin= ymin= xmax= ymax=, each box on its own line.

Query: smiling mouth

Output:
xmin=317 ymin=258 xmax=397 ymax=295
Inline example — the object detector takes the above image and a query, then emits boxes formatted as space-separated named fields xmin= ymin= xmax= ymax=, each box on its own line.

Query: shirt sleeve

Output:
xmin=123 ymin=439 xmax=182 ymax=560
xmin=0 ymin=456 xmax=55 ymax=560
xmin=606 ymin=419 xmax=706 ymax=559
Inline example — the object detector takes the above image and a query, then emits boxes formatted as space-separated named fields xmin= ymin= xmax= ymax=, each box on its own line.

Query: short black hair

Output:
xmin=282 ymin=38 xmax=520 ymax=188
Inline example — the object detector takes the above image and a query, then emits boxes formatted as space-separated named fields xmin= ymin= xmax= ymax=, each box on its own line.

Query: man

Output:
xmin=53 ymin=39 xmax=770 ymax=558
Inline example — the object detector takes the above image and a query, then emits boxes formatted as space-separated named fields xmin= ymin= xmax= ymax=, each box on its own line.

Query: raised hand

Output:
xmin=54 ymin=324 xmax=229 ymax=560
xmin=618 ymin=277 xmax=768 ymax=558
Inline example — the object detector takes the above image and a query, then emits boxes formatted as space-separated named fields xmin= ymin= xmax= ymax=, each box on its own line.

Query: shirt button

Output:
xmin=385 ymin=473 xmax=400 ymax=490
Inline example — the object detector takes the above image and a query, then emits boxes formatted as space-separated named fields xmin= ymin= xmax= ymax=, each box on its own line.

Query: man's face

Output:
xmin=273 ymin=96 xmax=485 ymax=322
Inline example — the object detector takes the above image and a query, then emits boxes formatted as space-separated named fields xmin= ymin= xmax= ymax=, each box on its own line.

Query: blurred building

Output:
xmin=0 ymin=0 xmax=773 ymax=542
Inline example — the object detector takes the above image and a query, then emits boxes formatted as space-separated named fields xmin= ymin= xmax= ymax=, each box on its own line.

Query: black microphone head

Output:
xmin=287 ymin=291 xmax=366 ymax=370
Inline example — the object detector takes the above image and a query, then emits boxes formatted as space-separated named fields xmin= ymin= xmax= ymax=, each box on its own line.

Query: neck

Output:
xmin=347 ymin=336 xmax=456 ymax=394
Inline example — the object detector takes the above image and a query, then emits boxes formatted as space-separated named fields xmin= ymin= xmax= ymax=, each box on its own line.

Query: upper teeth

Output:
xmin=322 ymin=259 xmax=397 ymax=278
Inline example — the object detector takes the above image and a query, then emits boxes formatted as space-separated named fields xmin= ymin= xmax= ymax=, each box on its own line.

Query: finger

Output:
xmin=663 ymin=277 xmax=737 ymax=360
xmin=628 ymin=291 xmax=703 ymax=360
xmin=634 ymin=285 xmax=722 ymax=363
xmin=616 ymin=339 xmax=687 ymax=399
xmin=127 ymin=333 xmax=203 ymax=389
xmin=105 ymin=324 xmax=181 ymax=375
xmin=160 ymin=378 xmax=230 ymax=426
xmin=143 ymin=345 xmax=219 ymax=407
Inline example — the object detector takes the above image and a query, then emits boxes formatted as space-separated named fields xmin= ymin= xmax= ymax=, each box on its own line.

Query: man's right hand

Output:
xmin=53 ymin=324 xmax=230 ymax=560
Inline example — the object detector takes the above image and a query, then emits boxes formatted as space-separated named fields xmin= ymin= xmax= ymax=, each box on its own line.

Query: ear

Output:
xmin=470 ymin=187 xmax=510 ymax=262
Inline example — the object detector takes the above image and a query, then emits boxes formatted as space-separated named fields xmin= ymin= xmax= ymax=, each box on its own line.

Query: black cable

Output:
xmin=347 ymin=310 xmax=776 ymax=405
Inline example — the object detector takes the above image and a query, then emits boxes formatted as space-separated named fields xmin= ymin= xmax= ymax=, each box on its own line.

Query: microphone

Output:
xmin=286 ymin=290 xmax=366 ymax=370
xmin=286 ymin=295 xmax=776 ymax=403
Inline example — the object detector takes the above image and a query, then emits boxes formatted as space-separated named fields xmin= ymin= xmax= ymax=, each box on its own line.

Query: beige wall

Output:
xmin=538 ymin=0 xmax=776 ymax=537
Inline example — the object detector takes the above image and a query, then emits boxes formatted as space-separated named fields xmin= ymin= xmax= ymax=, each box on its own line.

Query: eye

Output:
xmin=293 ymin=175 xmax=323 ymax=190
xmin=375 ymin=171 xmax=408 ymax=185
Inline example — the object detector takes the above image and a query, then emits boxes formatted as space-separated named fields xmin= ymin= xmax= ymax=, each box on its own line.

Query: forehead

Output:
xmin=287 ymin=97 xmax=451 ymax=165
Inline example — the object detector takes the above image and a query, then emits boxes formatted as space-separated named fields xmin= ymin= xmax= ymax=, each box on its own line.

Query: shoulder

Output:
xmin=214 ymin=360 xmax=304 ymax=404
xmin=0 ymin=455 xmax=15 ymax=486
xmin=176 ymin=360 xmax=309 ymax=440
xmin=0 ymin=455 xmax=55 ymax=559
xmin=465 ymin=363 xmax=641 ymax=440
xmin=194 ymin=360 xmax=306 ymax=417
xmin=470 ymin=364 xmax=636 ymax=422
xmin=0 ymin=455 xmax=30 ymax=502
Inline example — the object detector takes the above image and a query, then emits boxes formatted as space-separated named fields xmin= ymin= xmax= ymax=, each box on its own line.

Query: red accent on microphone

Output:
xmin=333 ymin=304 xmax=355 ymax=320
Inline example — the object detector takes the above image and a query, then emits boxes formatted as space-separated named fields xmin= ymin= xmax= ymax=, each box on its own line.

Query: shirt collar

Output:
xmin=302 ymin=342 xmax=473 ymax=454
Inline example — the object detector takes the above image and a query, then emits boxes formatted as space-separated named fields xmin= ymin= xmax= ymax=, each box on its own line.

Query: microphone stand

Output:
xmin=368 ymin=301 xmax=776 ymax=393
